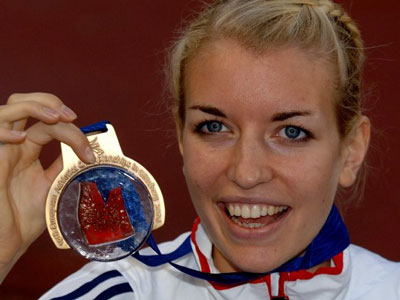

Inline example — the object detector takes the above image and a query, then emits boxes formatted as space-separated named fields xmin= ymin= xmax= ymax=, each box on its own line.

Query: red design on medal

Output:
xmin=78 ymin=182 xmax=135 ymax=245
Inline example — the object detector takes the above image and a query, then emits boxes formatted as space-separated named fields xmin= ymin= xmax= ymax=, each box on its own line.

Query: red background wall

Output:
xmin=0 ymin=1 xmax=399 ymax=298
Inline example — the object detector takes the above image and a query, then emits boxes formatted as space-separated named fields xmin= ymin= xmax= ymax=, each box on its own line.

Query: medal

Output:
xmin=45 ymin=121 xmax=165 ymax=261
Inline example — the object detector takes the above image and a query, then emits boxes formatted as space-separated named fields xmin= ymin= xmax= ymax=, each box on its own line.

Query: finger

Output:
xmin=12 ymin=120 xmax=27 ymax=132
xmin=0 ymin=102 xmax=61 ymax=127
xmin=7 ymin=92 xmax=64 ymax=106
xmin=5 ymin=93 xmax=77 ymax=130
xmin=24 ymin=122 xmax=95 ymax=164
xmin=12 ymin=103 xmax=77 ymax=132
xmin=0 ymin=128 xmax=27 ymax=143
xmin=45 ymin=155 xmax=63 ymax=182
xmin=17 ymin=104 xmax=77 ymax=131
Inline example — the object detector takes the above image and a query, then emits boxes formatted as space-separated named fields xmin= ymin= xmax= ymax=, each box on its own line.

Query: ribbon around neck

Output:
xmin=133 ymin=205 xmax=350 ymax=285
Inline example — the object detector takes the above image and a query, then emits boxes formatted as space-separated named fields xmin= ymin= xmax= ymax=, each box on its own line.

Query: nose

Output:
xmin=227 ymin=135 xmax=273 ymax=189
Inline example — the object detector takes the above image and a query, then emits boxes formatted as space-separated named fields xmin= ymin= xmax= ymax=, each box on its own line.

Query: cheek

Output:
xmin=182 ymin=141 xmax=225 ymax=198
xmin=282 ymin=149 xmax=342 ymax=205
xmin=181 ymin=142 xmax=228 ymax=226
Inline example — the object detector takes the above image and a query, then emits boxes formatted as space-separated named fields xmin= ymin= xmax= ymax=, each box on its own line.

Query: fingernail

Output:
xmin=43 ymin=107 xmax=59 ymax=118
xmin=85 ymin=146 xmax=96 ymax=163
xmin=61 ymin=105 xmax=77 ymax=119
xmin=11 ymin=130 xmax=26 ymax=137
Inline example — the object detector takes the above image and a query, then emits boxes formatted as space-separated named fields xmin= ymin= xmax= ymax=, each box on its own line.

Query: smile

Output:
xmin=224 ymin=203 xmax=289 ymax=229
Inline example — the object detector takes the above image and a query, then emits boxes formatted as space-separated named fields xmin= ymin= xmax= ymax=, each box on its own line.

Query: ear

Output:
xmin=176 ymin=122 xmax=186 ymax=177
xmin=339 ymin=116 xmax=371 ymax=187
xmin=176 ymin=121 xmax=184 ymax=156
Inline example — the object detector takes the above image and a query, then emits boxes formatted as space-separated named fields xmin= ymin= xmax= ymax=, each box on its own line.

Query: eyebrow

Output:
xmin=189 ymin=105 xmax=312 ymax=121
xmin=189 ymin=105 xmax=227 ymax=118
xmin=271 ymin=111 xmax=312 ymax=122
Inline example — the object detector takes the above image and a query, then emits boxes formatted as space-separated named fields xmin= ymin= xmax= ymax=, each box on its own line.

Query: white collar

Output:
xmin=189 ymin=218 xmax=351 ymax=299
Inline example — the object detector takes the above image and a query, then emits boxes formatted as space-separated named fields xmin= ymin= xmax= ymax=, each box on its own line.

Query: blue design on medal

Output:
xmin=58 ymin=166 xmax=153 ymax=261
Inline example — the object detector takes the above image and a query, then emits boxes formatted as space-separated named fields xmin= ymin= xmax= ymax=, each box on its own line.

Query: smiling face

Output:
xmin=178 ymin=39 xmax=355 ymax=273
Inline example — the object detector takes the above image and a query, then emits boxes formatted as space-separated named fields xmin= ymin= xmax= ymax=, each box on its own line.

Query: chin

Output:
xmin=235 ymin=259 xmax=281 ymax=273
xmin=213 ymin=241 xmax=298 ymax=273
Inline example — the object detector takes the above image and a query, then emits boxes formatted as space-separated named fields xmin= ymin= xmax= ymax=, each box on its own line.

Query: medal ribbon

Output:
xmin=133 ymin=205 xmax=349 ymax=285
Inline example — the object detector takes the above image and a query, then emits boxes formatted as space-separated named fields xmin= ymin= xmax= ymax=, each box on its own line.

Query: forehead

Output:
xmin=184 ymin=39 xmax=336 ymax=120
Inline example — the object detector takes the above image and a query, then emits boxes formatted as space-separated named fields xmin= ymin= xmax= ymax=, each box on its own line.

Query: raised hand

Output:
xmin=0 ymin=93 xmax=95 ymax=283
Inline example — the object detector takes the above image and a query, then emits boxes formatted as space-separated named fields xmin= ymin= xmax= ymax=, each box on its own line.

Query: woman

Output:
xmin=0 ymin=0 xmax=399 ymax=299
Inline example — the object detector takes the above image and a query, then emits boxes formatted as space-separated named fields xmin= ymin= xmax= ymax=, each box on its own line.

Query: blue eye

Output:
xmin=196 ymin=120 xmax=228 ymax=133
xmin=206 ymin=121 xmax=223 ymax=132
xmin=279 ymin=126 xmax=308 ymax=140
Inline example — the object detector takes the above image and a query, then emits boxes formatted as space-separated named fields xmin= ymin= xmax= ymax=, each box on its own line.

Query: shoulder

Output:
xmin=346 ymin=244 xmax=400 ymax=299
xmin=40 ymin=232 xmax=207 ymax=300
xmin=348 ymin=244 xmax=400 ymax=277
xmin=39 ymin=261 xmax=135 ymax=299
xmin=40 ymin=232 xmax=209 ymax=300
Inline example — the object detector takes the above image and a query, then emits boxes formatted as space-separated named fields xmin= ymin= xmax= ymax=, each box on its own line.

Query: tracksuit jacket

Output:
xmin=41 ymin=220 xmax=400 ymax=300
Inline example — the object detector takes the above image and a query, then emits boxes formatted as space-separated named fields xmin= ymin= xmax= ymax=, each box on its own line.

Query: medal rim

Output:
xmin=45 ymin=124 xmax=165 ymax=254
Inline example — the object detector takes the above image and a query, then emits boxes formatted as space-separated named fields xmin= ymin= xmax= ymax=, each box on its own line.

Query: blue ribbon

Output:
xmin=80 ymin=120 xmax=110 ymax=134
xmin=133 ymin=205 xmax=349 ymax=285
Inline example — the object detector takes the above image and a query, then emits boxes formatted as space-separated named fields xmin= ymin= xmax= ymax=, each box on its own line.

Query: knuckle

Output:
xmin=69 ymin=134 xmax=89 ymax=155
xmin=7 ymin=93 xmax=23 ymax=104
xmin=78 ymin=132 xmax=90 ymax=146
xmin=33 ymin=93 xmax=63 ymax=106
xmin=57 ymin=124 xmax=88 ymax=147
xmin=30 ymin=102 xmax=45 ymax=115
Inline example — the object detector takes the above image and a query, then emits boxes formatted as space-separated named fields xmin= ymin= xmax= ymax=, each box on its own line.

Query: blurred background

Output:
xmin=0 ymin=0 xmax=399 ymax=298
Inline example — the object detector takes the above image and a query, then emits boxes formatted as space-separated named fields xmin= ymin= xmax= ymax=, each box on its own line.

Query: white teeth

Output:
xmin=250 ymin=205 xmax=260 ymax=218
xmin=261 ymin=205 xmax=267 ymax=216
xmin=267 ymin=206 xmax=275 ymax=216
xmin=228 ymin=204 xmax=235 ymax=216
xmin=234 ymin=204 xmax=241 ymax=216
xmin=226 ymin=203 xmax=287 ymax=219
xmin=241 ymin=205 xmax=251 ymax=218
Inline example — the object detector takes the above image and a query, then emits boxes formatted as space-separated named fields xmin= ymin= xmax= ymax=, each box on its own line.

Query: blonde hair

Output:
xmin=167 ymin=0 xmax=365 ymax=138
